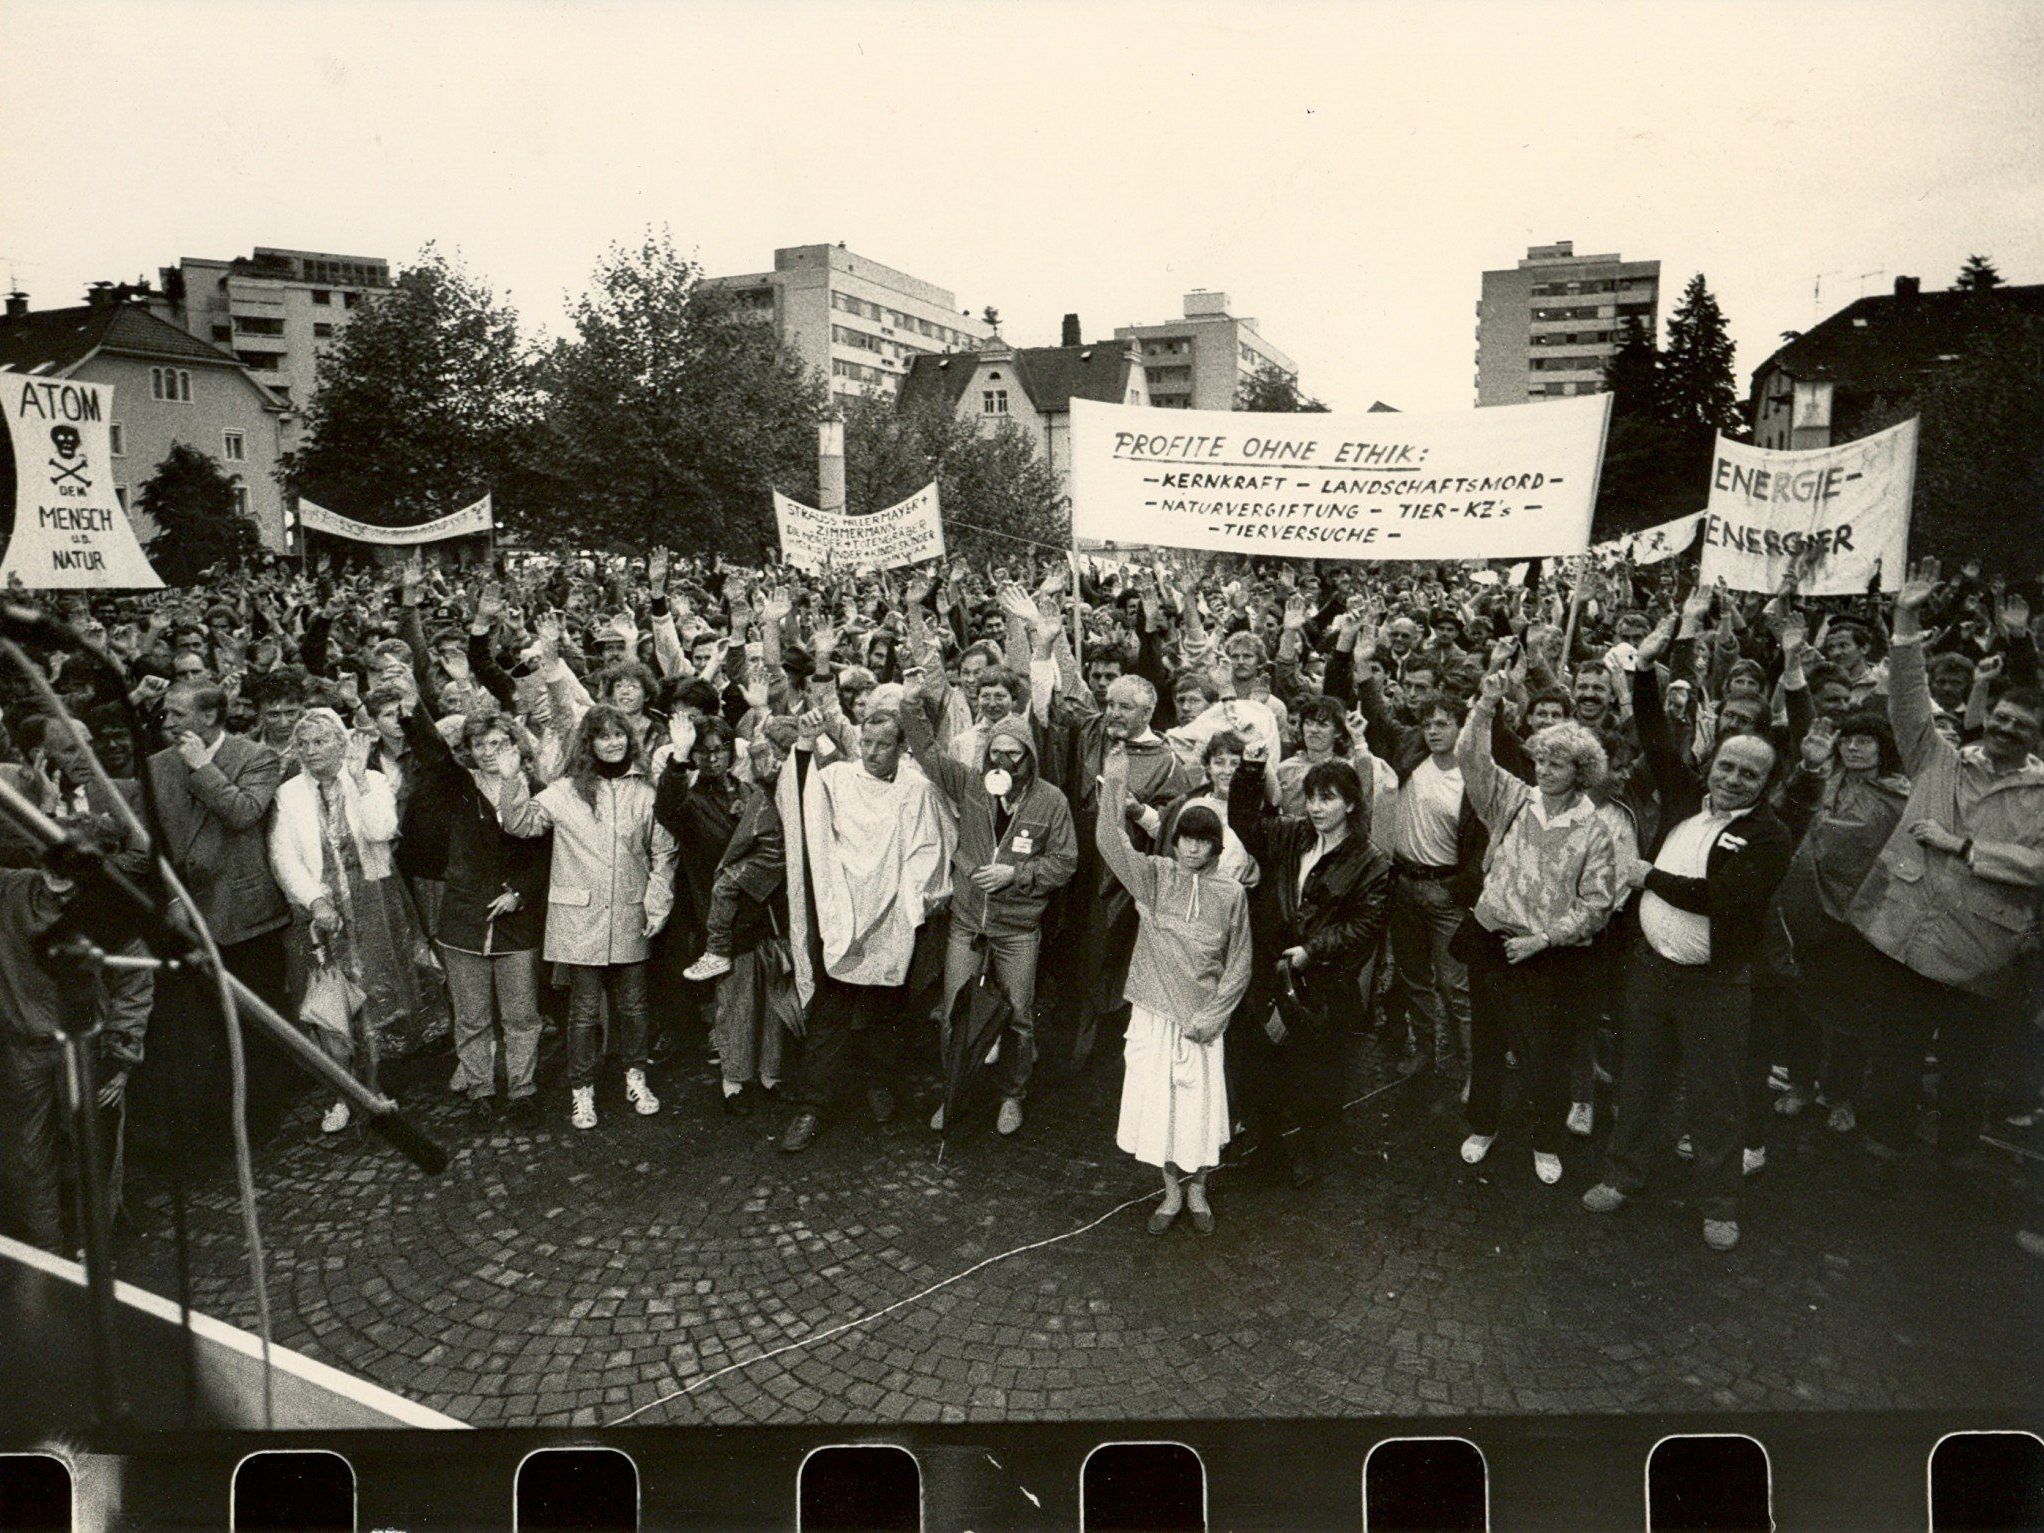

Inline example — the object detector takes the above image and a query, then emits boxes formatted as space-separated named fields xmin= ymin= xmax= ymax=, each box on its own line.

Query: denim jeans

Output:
xmin=942 ymin=923 xmax=1041 ymax=1101
xmin=1390 ymin=874 xmax=1471 ymax=1063
xmin=442 ymin=946 xmax=542 ymax=1100
xmin=565 ymin=962 xmax=650 ymax=1088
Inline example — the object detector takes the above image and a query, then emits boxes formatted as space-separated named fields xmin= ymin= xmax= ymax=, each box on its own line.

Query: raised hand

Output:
xmin=1283 ymin=595 xmax=1309 ymax=631
xmin=1801 ymin=715 xmax=1839 ymax=770
xmin=667 ymin=711 xmax=697 ymax=762
xmin=1478 ymin=668 xmax=1510 ymax=704
xmin=996 ymin=581 xmax=1039 ymax=626
xmin=1636 ymin=612 xmax=1678 ymax=664
xmin=1896 ymin=556 xmax=1941 ymax=615
xmin=648 ymin=545 xmax=670 ymax=593
xmin=1998 ymin=589 xmax=2031 ymax=638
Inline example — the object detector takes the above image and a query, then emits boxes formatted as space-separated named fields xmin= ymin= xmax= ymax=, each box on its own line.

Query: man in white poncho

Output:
xmin=780 ymin=710 xmax=952 ymax=1152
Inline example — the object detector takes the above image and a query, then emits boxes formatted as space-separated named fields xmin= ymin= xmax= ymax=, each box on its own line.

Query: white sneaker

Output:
xmin=1533 ymin=1151 xmax=1563 ymax=1185
xmin=1742 ymin=1146 xmax=1766 ymax=1176
xmin=321 ymin=1101 xmax=351 ymax=1134
xmin=1460 ymin=1132 xmax=1496 ymax=1164
xmin=1566 ymin=1101 xmax=1594 ymax=1137
xmin=571 ymin=1085 xmax=597 ymax=1130
xmin=1675 ymin=1134 xmax=1694 ymax=1160
xmin=682 ymin=951 xmax=732 ymax=982
xmin=625 ymin=1067 xmax=660 ymax=1115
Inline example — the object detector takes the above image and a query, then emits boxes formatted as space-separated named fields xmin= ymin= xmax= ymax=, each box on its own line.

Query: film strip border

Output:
xmin=5 ymin=1416 xmax=2040 ymax=1530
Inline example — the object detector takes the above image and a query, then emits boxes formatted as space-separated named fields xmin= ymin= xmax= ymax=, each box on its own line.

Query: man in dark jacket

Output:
xmin=903 ymin=706 xmax=1077 ymax=1136
xmin=1582 ymin=619 xmax=1793 ymax=1252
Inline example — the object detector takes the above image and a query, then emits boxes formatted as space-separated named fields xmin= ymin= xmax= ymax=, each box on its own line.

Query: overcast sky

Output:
xmin=3 ymin=0 xmax=2039 ymax=413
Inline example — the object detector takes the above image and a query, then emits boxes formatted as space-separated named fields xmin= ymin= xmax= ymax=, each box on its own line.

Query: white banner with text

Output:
xmin=774 ymin=482 xmax=945 ymax=573
xmin=1069 ymin=393 xmax=1609 ymax=560
xmin=1698 ymin=420 xmax=1915 ymax=595
xmin=299 ymin=494 xmax=494 ymax=545
xmin=1 ymin=375 xmax=164 ymax=589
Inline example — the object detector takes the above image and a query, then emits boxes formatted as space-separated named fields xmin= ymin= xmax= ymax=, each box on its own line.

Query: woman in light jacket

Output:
xmin=496 ymin=704 xmax=677 ymax=1131
xmin=271 ymin=709 xmax=434 ymax=1134
xmin=1097 ymin=744 xmax=1254 ymax=1237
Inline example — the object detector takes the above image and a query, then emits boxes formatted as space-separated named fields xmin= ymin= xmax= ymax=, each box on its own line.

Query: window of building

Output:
xmin=115 ymin=486 xmax=128 ymax=512
xmin=234 ymin=315 xmax=285 ymax=336
xmin=312 ymin=290 xmax=332 ymax=305
xmin=1128 ymin=389 xmax=1140 ymax=404
xmin=212 ymin=324 xmax=234 ymax=342
xmin=151 ymin=367 xmax=192 ymax=402
xmin=231 ymin=481 xmax=250 ymax=520
xmin=343 ymin=292 xmax=361 ymax=310
xmin=109 ymin=421 xmax=125 ymax=457
xmin=223 ymin=429 xmax=246 ymax=462
xmin=237 ymin=352 xmax=281 ymax=371
xmin=313 ymin=322 xmax=333 ymax=338
xmin=982 ymin=389 xmax=1008 ymax=415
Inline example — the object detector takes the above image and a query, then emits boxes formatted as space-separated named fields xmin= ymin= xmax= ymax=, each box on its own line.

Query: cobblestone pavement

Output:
xmin=113 ymin=1016 xmax=2041 ymax=1429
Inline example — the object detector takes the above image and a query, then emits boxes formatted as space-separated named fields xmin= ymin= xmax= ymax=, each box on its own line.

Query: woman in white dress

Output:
xmin=1097 ymin=745 xmax=1254 ymax=1236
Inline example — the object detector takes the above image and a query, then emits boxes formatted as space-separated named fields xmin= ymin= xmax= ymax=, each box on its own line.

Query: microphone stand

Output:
xmin=0 ymin=773 xmax=450 ymax=1168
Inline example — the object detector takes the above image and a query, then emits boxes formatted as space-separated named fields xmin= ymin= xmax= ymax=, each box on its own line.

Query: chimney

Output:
xmin=85 ymin=280 xmax=118 ymax=308
xmin=1894 ymin=275 xmax=1920 ymax=302
xmin=1061 ymin=313 xmax=1082 ymax=347
xmin=4 ymin=292 xmax=26 ymax=319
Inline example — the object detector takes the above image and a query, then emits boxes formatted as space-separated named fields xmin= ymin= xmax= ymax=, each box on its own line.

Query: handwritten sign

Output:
xmin=1698 ymin=420 xmax=1915 ymax=595
xmin=299 ymin=494 xmax=494 ymax=545
xmin=774 ymin=482 xmax=945 ymax=573
xmin=1591 ymin=510 xmax=1707 ymax=566
xmin=0 ymin=375 xmax=164 ymax=589
xmin=1069 ymin=394 xmax=1609 ymax=560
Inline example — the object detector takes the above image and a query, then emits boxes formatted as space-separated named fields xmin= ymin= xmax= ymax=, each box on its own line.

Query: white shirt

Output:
xmin=1298 ymin=828 xmax=1348 ymax=897
xmin=1396 ymin=756 xmax=1463 ymax=867
xmin=1638 ymin=805 xmax=1738 ymax=965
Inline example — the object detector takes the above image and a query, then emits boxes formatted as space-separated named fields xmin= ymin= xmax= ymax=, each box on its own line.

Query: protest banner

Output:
xmin=0 ymin=375 xmax=163 ymax=589
xmin=299 ymin=494 xmax=494 ymax=546
xmin=1590 ymin=510 xmax=1706 ymax=566
xmin=1698 ymin=420 xmax=1915 ymax=595
xmin=773 ymin=481 xmax=945 ymax=573
xmin=1068 ymin=393 xmax=1609 ymax=561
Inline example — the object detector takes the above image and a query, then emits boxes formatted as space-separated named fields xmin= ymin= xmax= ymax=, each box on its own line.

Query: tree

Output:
xmin=1234 ymin=362 xmax=1328 ymax=413
xmin=282 ymin=245 xmax=534 ymax=529
xmin=1601 ymin=315 xmax=1661 ymax=420
xmin=1953 ymin=254 xmax=2005 ymax=292
xmin=1658 ymin=274 xmax=1742 ymax=433
xmin=1884 ymin=308 xmax=2044 ymax=573
xmin=525 ymin=230 xmax=827 ymax=556
xmin=139 ymin=443 xmax=262 ymax=585
xmin=841 ymin=394 xmax=1066 ymax=565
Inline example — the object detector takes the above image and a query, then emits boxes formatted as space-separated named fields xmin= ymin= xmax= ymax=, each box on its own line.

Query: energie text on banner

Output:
xmin=1698 ymin=420 xmax=1915 ymax=595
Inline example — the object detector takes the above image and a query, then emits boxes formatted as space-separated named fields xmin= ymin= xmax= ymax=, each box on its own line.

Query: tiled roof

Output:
xmin=0 ymin=302 xmax=249 ymax=374
xmin=899 ymin=344 xmax=1137 ymax=416
xmin=1751 ymin=283 xmax=2044 ymax=395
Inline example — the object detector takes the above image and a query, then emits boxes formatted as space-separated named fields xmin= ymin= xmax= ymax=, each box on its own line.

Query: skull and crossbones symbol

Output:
xmin=48 ymin=425 xmax=91 ymax=489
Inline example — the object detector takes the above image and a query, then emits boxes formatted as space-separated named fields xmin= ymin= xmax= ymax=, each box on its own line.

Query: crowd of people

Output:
xmin=1 ymin=538 xmax=2040 ymax=1257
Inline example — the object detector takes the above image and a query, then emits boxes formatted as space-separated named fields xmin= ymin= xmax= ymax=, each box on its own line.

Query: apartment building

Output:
xmin=1113 ymin=290 xmax=1298 ymax=410
xmin=152 ymin=247 xmax=392 ymax=415
xmin=701 ymin=243 xmax=992 ymax=403
xmin=1475 ymin=241 xmax=1660 ymax=405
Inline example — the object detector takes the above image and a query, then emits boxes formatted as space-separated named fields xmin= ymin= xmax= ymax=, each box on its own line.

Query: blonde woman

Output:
xmin=271 ymin=709 xmax=437 ymax=1133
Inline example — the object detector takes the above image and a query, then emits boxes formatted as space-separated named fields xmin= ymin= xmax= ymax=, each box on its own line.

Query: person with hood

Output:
xmin=902 ymin=700 xmax=1077 ymax=1136
xmin=779 ymin=710 xmax=953 ymax=1153
xmin=495 ymin=705 xmax=677 ymax=1132
xmin=1097 ymin=744 xmax=1253 ymax=1236
xmin=1763 ymin=710 xmax=1911 ymax=1139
